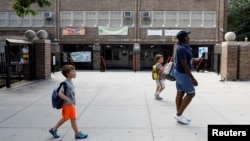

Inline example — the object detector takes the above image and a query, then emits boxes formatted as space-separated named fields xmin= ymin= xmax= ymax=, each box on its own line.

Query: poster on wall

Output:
xmin=198 ymin=47 xmax=208 ymax=58
xmin=62 ymin=27 xmax=85 ymax=35
xmin=70 ymin=51 xmax=91 ymax=62
xmin=98 ymin=26 xmax=128 ymax=35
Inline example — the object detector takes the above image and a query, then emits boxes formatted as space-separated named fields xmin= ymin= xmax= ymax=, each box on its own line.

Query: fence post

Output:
xmin=5 ymin=44 xmax=11 ymax=88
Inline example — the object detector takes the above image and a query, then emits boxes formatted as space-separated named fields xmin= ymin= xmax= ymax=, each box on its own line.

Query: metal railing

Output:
xmin=0 ymin=52 xmax=24 ymax=88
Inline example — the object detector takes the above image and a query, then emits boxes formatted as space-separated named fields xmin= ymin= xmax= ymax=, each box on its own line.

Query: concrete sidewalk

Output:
xmin=0 ymin=70 xmax=250 ymax=141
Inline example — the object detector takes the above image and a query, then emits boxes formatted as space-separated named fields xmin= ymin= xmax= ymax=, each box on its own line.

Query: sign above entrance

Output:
xmin=62 ymin=27 xmax=85 ymax=35
xmin=164 ymin=30 xmax=181 ymax=36
xmin=98 ymin=26 xmax=128 ymax=35
xmin=147 ymin=30 xmax=162 ymax=36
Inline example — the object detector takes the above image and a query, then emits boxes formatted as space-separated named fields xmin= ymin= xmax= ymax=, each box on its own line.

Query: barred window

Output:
xmin=9 ymin=13 xmax=19 ymax=27
xmin=0 ymin=12 xmax=7 ymax=27
xmin=60 ymin=11 xmax=72 ymax=27
xmin=140 ymin=11 xmax=152 ymax=27
xmin=33 ymin=12 xmax=44 ymax=27
xmin=204 ymin=11 xmax=216 ymax=27
xmin=191 ymin=11 xmax=203 ymax=27
xmin=110 ymin=11 xmax=122 ymax=27
xmin=165 ymin=11 xmax=177 ymax=27
xmin=123 ymin=11 xmax=134 ymax=27
xmin=85 ymin=11 xmax=97 ymax=27
xmin=73 ymin=11 xmax=84 ymax=26
xmin=98 ymin=11 xmax=109 ymax=26
xmin=179 ymin=11 xmax=190 ymax=27
xmin=20 ymin=15 xmax=32 ymax=27
xmin=152 ymin=11 xmax=164 ymax=27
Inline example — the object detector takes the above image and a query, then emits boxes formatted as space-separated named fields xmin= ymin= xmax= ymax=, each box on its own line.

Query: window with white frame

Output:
xmin=204 ymin=11 xmax=216 ymax=27
xmin=152 ymin=11 xmax=164 ymax=27
xmin=123 ymin=11 xmax=134 ymax=27
xmin=110 ymin=11 xmax=122 ymax=27
xmin=44 ymin=12 xmax=55 ymax=26
xmin=73 ymin=11 xmax=84 ymax=26
xmin=165 ymin=11 xmax=177 ymax=27
xmin=179 ymin=11 xmax=191 ymax=27
xmin=33 ymin=12 xmax=43 ymax=27
xmin=60 ymin=11 xmax=72 ymax=27
xmin=0 ymin=12 xmax=7 ymax=27
xmin=85 ymin=11 xmax=97 ymax=27
xmin=98 ymin=11 xmax=109 ymax=26
xmin=44 ymin=18 xmax=55 ymax=26
xmin=191 ymin=11 xmax=203 ymax=27
xmin=9 ymin=13 xmax=19 ymax=27
xmin=20 ymin=15 xmax=31 ymax=27
xmin=140 ymin=11 xmax=152 ymax=27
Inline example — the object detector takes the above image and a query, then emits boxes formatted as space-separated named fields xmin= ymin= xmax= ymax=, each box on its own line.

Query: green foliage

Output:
xmin=13 ymin=0 xmax=51 ymax=18
xmin=228 ymin=0 xmax=250 ymax=41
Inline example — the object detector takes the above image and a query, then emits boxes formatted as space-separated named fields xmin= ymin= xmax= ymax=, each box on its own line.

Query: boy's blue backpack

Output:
xmin=51 ymin=82 xmax=68 ymax=109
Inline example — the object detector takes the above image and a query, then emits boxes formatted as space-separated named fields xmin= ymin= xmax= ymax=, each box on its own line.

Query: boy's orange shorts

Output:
xmin=62 ymin=104 xmax=76 ymax=120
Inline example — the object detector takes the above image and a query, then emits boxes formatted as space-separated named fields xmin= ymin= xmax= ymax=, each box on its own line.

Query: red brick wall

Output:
xmin=221 ymin=41 xmax=250 ymax=81
xmin=238 ymin=43 xmax=250 ymax=80
xmin=0 ymin=0 xmax=227 ymax=44
xmin=221 ymin=42 xmax=238 ymax=81
xmin=33 ymin=40 xmax=51 ymax=79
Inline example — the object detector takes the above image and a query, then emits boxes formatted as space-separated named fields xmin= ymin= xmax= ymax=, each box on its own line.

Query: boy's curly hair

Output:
xmin=61 ymin=64 xmax=75 ymax=77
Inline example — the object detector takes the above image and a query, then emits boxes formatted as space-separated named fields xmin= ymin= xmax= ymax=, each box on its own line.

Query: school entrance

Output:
xmin=140 ymin=44 xmax=174 ymax=70
xmin=101 ymin=44 xmax=134 ymax=69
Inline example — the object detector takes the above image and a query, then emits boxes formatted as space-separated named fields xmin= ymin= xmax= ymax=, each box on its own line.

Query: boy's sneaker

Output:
xmin=174 ymin=115 xmax=189 ymax=125
xmin=75 ymin=131 xmax=88 ymax=139
xmin=155 ymin=94 xmax=163 ymax=100
xmin=49 ymin=128 xmax=60 ymax=138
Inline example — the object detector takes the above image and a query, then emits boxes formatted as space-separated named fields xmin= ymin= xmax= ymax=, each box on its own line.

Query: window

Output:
xmin=60 ymin=11 xmax=72 ymax=27
xmin=110 ymin=11 xmax=122 ymax=27
xmin=179 ymin=11 xmax=190 ymax=27
xmin=73 ymin=11 xmax=84 ymax=26
xmin=33 ymin=12 xmax=43 ymax=27
xmin=9 ymin=13 xmax=19 ymax=27
xmin=98 ymin=11 xmax=109 ymax=26
xmin=191 ymin=11 xmax=203 ymax=27
xmin=20 ymin=16 xmax=32 ymax=27
xmin=152 ymin=11 xmax=164 ymax=27
xmin=123 ymin=11 xmax=134 ymax=27
xmin=0 ymin=12 xmax=7 ymax=27
xmin=204 ymin=11 xmax=216 ymax=27
xmin=165 ymin=11 xmax=177 ymax=27
xmin=140 ymin=11 xmax=152 ymax=27
xmin=85 ymin=11 xmax=97 ymax=27
xmin=44 ymin=18 xmax=55 ymax=26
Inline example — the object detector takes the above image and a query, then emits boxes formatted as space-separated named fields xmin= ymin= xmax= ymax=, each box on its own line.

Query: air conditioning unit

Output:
xmin=123 ymin=11 xmax=133 ymax=19
xmin=44 ymin=12 xmax=53 ymax=19
xmin=142 ymin=12 xmax=151 ymax=19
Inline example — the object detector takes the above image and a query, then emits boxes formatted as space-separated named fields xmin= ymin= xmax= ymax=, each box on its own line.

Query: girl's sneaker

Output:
xmin=49 ymin=128 xmax=60 ymax=138
xmin=75 ymin=131 xmax=88 ymax=139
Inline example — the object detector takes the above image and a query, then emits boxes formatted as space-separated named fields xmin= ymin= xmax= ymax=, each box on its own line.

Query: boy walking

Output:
xmin=154 ymin=54 xmax=167 ymax=100
xmin=49 ymin=65 xmax=88 ymax=139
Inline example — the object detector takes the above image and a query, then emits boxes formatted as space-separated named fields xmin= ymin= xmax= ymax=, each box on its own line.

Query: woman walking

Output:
xmin=174 ymin=30 xmax=198 ymax=125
